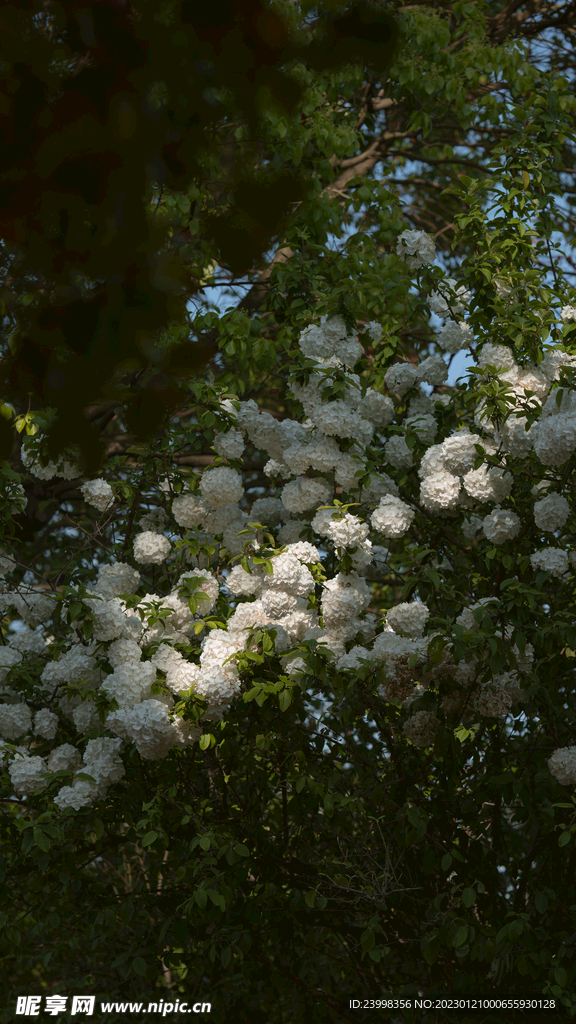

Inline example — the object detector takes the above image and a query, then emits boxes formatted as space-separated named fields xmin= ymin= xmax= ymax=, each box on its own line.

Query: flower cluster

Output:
xmin=3 ymin=230 xmax=576 ymax=808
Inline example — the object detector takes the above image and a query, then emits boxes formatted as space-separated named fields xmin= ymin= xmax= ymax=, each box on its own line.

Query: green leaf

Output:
xmin=361 ymin=928 xmax=375 ymax=952
xmin=305 ymin=890 xmax=316 ymax=908
xmin=462 ymin=887 xmax=476 ymax=908
xmin=535 ymin=893 xmax=548 ymax=914
xmin=199 ymin=734 xmax=212 ymax=750
xmin=453 ymin=926 xmax=468 ymax=948
xmin=195 ymin=889 xmax=207 ymax=909
xmin=34 ymin=828 xmax=50 ymax=852
xmin=234 ymin=843 xmax=249 ymax=857
xmin=131 ymin=956 xmax=147 ymax=976
xmin=441 ymin=854 xmax=453 ymax=870
xmin=559 ymin=830 xmax=572 ymax=847
xmin=141 ymin=831 xmax=159 ymax=847
xmin=278 ymin=688 xmax=292 ymax=712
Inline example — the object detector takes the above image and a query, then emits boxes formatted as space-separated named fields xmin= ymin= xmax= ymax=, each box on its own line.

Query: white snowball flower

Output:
xmin=385 ymin=435 xmax=413 ymax=468
xmin=482 ymin=507 xmax=521 ymax=544
xmin=416 ymin=356 xmax=448 ymax=386
xmin=322 ymin=573 xmax=371 ymax=629
xmin=534 ymin=493 xmax=570 ymax=532
xmin=46 ymin=743 xmax=83 ymax=773
xmin=298 ymin=314 xmax=363 ymax=366
xmin=249 ymin=497 xmax=286 ymax=526
xmin=530 ymin=548 xmax=568 ymax=577
xmin=226 ymin=564 xmax=262 ymax=597
xmin=561 ymin=306 xmax=576 ymax=323
xmin=437 ymin=320 xmax=474 ymax=353
xmin=34 ymin=708 xmax=59 ymax=740
xmin=463 ymin=466 xmax=512 ymax=504
xmin=396 ymin=229 xmax=436 ymax=270
xmin=263 ymin=459 xmax=292 ymax=480
xmin=402 ymin=711 xmax=440 ymax=747
xmin=548 ymin=746 xmax=576 ymax=785
xmin=172 ymin=494 xmax=210 ymax=529
xmin=281 ymin=477 xmax=331 ymax=514
xmin=440 ymin=432 xmax=480 ymax=475
xmin=337 ymin=646 xmax=369 ymax=671
xmin=420 ymin=471 xmax=461 ymax=513
xmin=8 ymin=629 xmax=46 ymax=656
xmin=429 ymin=279 xmax=470 ymax=317
xmin=356 ymin=389 xmax=395 ymax=428
xmin=285 ymin=541 xmax=321 ymax=564
xmin=477 ymin=343 xmax=517 ymax=370
xmin=71 ymin=702 xmax=99 ymax=734
xmin=133 ymin=531 xmax=171 ymax=565
xmin=405 ymin=413 xmax=438 ymax=445
xmin=9 ymin=754 xmax=48 ymax=796
xmin=384 ymin=362 xmax=418 ymax=396
xmin=370 ymin=496 xmax=415 ymax=538
xmin=387 ymin=601 xmax=429 ymax=638
xmin=101 ymin=660 xmax=157 ymax=708
xmin=139 ymin=508 xmax=168 ymax=534
xmin=0 ymin=646 xmax=23 ymax=682
xmin=533 ymin=413 xmax=576 ymax=467
xmin=80 ymin=478 xmax=114 ymax=512
xmin=213 ymin=428 xmax=245 ymax=460
xmin=200 ymin=466 xmax=244 ymax=508
xmin=94 ymin=562 xmax=141 ymax=600
xmin=0 ymin=549 xmax=16 ymax=575
xmin=0 ymin=702 xmax=32 ymax=739
xmin=365 ymin=321 xmax=383 ymax=342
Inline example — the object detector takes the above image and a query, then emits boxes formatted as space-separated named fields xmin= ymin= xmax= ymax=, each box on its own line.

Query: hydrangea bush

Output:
xmin=4 ymin=2 xmax=576 ymax=1018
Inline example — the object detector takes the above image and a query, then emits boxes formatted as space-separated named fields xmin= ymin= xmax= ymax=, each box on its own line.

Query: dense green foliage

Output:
xmin=3 ymin=3 xmax=576 ymax=1023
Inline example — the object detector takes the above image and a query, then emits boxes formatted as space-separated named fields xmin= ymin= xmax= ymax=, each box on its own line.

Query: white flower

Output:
xmin=482 ymin=507 xmax=521 ymax=544
xmin=396 ymin=229 xmax=436 ymax=270
xmin=530 ymin=547 xmax=568 ymax=577
xmin=281 ymin=477 xmax=331 ymax=514
xmin=387 ymin=601 xmax=429 ymax=638
xmin=370 ymin=496 xmax=415 ymax=538
xmin=101 ymin=660 xmax=157 ymax=708
xmin=322 ymin=573 xmax=371 ymax=629
xmin=477 ymin=343 xmax=517 ymax=370
xmin=94 ymin=562 xmax=141 ymax=600
xmin=226 ymin=564 xmax=263 ymax=597
xmin=420 ymin=471 xmax=461 ymax=513
xmin=8 ymin=629 xmax=46 ymax=656
xmin=405 ymin=413 xmax=438 ymax=446
xmin=356 ymin=389 xmax=395 ymax=428
xmin=561 ymin=306 xmax=576 ymax=323
xmin=250 ymin=497 xmax=286 ymax=526
xmin=200 ymin=467 xmax=244 ymax=508
xmin=0 ymin=702 xmax=32 ymax=739
xmin=46 ymin=743 xmax=82 ymax=773
xmin=416 ymin=356 xmax=448 ymax=386
xmin=34 ymin=708 xmax=59 ymax=740
xmin=402 ymin=710 xmax=439 ymax=747
xmin=139 ymin=508 xmax=168 ymax=533
xmin=429 ymin=279 xmax=470 ymax=317
xmin=463 ymin=466 xmax=512 ymax=504
xmin=172 ymin=494 xmax=210 ymax=529
xmin=298 ymin=314 xmax=363 ymax=366
xmin=263 ymin=459 xmax=292 ymax=480
xmin=0 ymin=646 xmax=23 ymax=682
xmin=437 ymin=320 xmax=473 ymax=353
xmin=213 ymin=428 xmax=245 ymax=460
xmin=385 ymin=435 xmax=413 ymax=468
xmin=365 ymin=321 xmax=383 ymax=342
xmin=133 ymin=532 xmax=171 ymax=565
xmin=548 ymin=746 xmax=576 ymax=785
xmin=9 ymin=754 xmax=48 ymax=796
xmin=534 ymin=492 xmax=570 ymax=532
xmin=384 ymin=362 xmax=418 ymax=396
xmin=80 ymin=478 xmax=114 ymax=512
xmin=337 ymin=646 xmax=369 ymax=671
xmin=440 ymin=432 xmax=480 ymax=475
xmin=533 ymin=413 xmax=576 ymax=467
